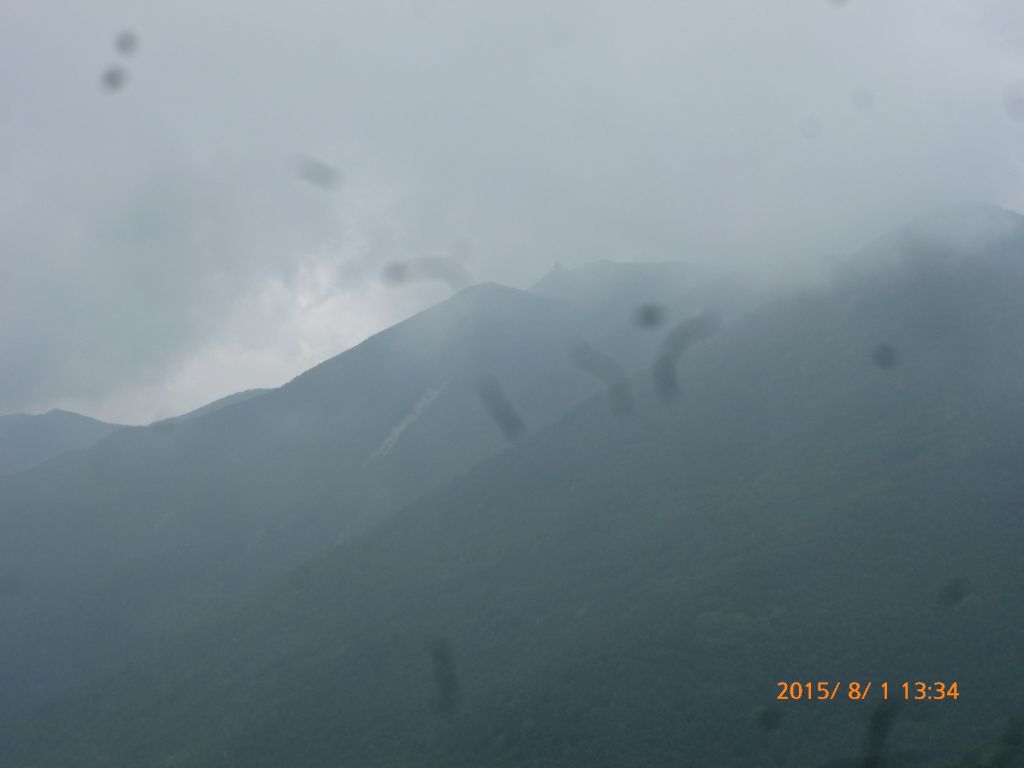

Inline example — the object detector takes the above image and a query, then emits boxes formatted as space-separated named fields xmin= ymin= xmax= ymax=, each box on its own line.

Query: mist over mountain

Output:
xmin=531 ymin=260 xmax=754 ymax=373
xmin=0 ymin=270 xmax=734 ymax=722
xmin=6 ymin=2 xmax=1024 ymax=765
xmin=0 ymin=410 xmax=123 ymax=477
xmin=2 ymin=211 xmax=1024 ymax=766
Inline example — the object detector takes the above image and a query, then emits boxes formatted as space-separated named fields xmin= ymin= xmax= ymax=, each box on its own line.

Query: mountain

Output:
xmin=0 ymin=410 xmax=122 ymax=477
xmin=530 ymin=259 xmax=751 ymax=372
xmin=5 ymin=228 xmax=1024 ymax=767
xmin=852 ymin=203 xmax=1024 ymax=277
xmin=1 ymin=278 xmax=733 ymax=720
xmin=150 ymin=388 xmax=271 ymax=428
xmin=0 ymin=389 xmax=272 ymax=479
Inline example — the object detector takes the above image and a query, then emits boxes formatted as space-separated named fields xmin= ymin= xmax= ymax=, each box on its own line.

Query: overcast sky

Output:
xmin=2 ymin=0 xmax=1024 ymax=423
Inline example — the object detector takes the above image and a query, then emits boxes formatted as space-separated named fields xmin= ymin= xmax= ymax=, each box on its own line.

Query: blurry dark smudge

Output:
xmin=115 ymin=30 xmax=139 ymax=57
xmin=653 ymin=312 xmax=721 ymax=402
xmin=752 ymin=704 xmax=783 ymax=731
xmin=634 ymin=302 xmax=667 ymax=329
xmin=382 ymin=256 xmax=473 ymax=293
xmin=294 ymin=155 xmax=342 ymax=190
xmin=851 ymin=87 xmax=874 ymax=113
xmin=1004 ymin=82 xmax=1024 ymax=122
xmin=427 ymin=638 xmax=461 ymax=718
xmin=567 ymin=341 xmax=633 ymax=416
xmin=820 ymin=702 xmax=901 ymax=768
xmin=476 ymin=376 xmax=525 ymax=441
xmin=799 ymin=116 xmax=823 ymax=141
xmin=0 ymin=572 xmax=21 ymax=599
xmin=827 ymin=710 xmax=1018 ymax=767
xmin=100 ymin=66 xmax=127 ymax=92
xmin=937 ymin=577 xmax=972 ymax=609
xmin=870 ymin=343 xmax=898 ymax=370
xmin=861 ymin=701 xmax=900 ymax=768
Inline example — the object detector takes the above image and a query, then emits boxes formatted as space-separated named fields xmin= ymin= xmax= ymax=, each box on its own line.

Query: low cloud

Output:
xmin=2 ymin=0 xmax=1023 ymax=421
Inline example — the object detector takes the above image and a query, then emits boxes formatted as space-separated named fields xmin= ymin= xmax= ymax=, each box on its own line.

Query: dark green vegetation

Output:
xmin=0 ymin=410 xmax=123 ymax=476
xmin=3 ymin=211 xmax=1024 ymax=766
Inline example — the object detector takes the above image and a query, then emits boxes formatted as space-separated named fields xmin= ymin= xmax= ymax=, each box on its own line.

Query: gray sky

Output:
xmin=2 ymin=0 xmax=1024 ymax=423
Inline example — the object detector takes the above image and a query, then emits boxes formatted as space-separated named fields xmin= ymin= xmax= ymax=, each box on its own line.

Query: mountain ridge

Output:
xmin=0 ymin=277 xmax=634 ymax=720
xmin=0 ymin=409 xmax=123 ymax=477
xmin=6 ymin=242 xmax=1024 ymax=766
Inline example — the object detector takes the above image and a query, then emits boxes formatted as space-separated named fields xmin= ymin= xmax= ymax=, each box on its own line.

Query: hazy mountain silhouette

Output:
xmin=4 ymin=211 xmax=1024 ymax=766
xmin=0 ymin=410 xmax=122 ymax=477
xmin=531 ymin=259 xmax=750 ymax=371
xmin=1 ymin=280 xmax=721 ymax=719
xmin=0 ymin=391 xmax=274 ymax=478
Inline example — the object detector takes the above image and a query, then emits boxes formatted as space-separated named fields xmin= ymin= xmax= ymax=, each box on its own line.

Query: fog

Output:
xmin=2 ymin=0 xmax=1023 ymax=422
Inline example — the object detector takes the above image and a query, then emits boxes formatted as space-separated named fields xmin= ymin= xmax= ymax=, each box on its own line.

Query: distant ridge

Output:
xmin=0 ymin=409 xmax=123 ymax=476
xmin=150 ymin=388 xmax=271 ymax=427
xmin=853 ymin=203 xmax=1024 ymax=273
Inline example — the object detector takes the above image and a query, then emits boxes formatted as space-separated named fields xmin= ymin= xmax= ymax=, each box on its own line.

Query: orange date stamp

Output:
xmin=776 ymin=681 xmax=960 ymax=701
